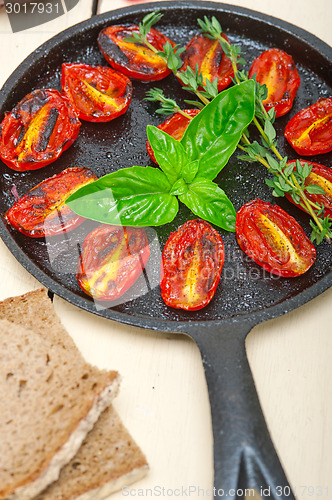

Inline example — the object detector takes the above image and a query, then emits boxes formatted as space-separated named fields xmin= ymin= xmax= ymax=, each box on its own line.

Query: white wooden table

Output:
xmin=0 ymin=1 xmax=331 ymax=499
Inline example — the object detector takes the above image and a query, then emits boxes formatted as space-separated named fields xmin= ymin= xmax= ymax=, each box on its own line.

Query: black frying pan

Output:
xmin=0 ymin=2 xmax=331 ymax=497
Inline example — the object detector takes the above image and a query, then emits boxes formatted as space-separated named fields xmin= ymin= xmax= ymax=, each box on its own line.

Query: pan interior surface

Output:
xmin=0 ymin=2 xmax=331 ymax=325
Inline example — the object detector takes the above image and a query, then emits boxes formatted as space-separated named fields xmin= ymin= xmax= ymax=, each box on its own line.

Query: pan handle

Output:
xmin=190 ymin=321 xmax=295 ymax=500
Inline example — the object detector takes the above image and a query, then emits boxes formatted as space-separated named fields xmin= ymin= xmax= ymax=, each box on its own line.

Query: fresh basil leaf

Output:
xmin=66 ymin=166 xmax=178 ymax=227
xmin=179 ymin=178 xmax=236 ymax=231
xmin=170 ymin=178 xmax=188 ymax=196
xmin=180 ymin=80 xmax=255 ymax=180
xmin=181 ymin=160 xmax=199 ymax=183
xmin=146 ymin=125 xmax=188 ymax=185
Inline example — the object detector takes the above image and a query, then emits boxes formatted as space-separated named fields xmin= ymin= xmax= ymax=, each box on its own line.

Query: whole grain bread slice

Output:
xmin=35 ymin=405 xmax=149 ymax=500
xmin=0 ymin=306 xmax=120 ymax=500
xmin=0 ymin=289 xmax=148 ymax=500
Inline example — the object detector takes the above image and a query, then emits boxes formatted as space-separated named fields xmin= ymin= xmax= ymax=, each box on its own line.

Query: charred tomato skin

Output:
xmin=284 ymin=97 xmax=332 ymax=155
xmin=97 ymin=25 xmax=174 ymax=81
xmin=0 ymin=89 xmax=81 ymax=171
xmin=5 ymin=167 xmax=97 ymax=238
xmin=178 ymin=32 xmax=234 ymax=92
xmin=160 ymin=219 xmax=225 ymax=311
xmin=236 ymin=199 xmax=316 ymax=277
xmin=61 ymin=63 xmax=132 ymax=122
xmin=146 ymin=109 xmax=200 ymax=163
xmin=285 ymin=160 xmax=332 ymax=218
xmin=248 ymin=48 xmax=300 ymax=118
xmin=76 ymin=224 xmax=150 ymax=301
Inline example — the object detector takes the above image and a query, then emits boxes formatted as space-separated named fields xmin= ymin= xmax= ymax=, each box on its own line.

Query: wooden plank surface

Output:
xmin=0 ymin=1 xmax=331 ymax=498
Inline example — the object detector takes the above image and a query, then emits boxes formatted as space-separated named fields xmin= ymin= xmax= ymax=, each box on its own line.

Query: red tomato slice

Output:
xmin=0 ymin=89 xmax=81 ymax=171
xmin=146 ymin=109 xmax=200 ymax=163
xmin=178 ymin=32 xmax=234 ymax=92
xmin=61 ymin=63 xmax=132 ymax=122
xmin=285 ymin=160 xmax=332 ymax=218
xmin=236 ymin=199 xmax=316 ymax=277
xmin=284 ymin=97 xmax=332 ymax=155
xmin=160 ymin=219 xmax=225 ymax=310
xmin=248 ymin=48 xmax=300 ymax=118
xmin=5 ymin=167 xmax=97 ymax=237
xmin=97 ymin=25 xmax=174 ymax=81
xmin=76 ymin=224 xmax=150 ymax=301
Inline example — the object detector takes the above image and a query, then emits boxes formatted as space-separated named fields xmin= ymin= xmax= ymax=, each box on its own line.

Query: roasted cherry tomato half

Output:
xmin=146 ymin=109 xmax=200 ymax=163
xmin=0 ymin=89 xmax=81 ymax=171
xmin=5 ymin=167 xmax=97 ymax=237
xmin=76 ymin=224 xmax=150 ymax=301
xmin=160 ymin=219 xmax=225 ymax=311
xmin=284 ymin=97 xmax=332 ymax=155
xmin=98 ymin=25 xmax=174 ymax=81
xmin=61 ymin=63 xmax=132 ymax=123
xmin=285 ymin=160 xmax=332 ymax=218
xmin=178 ymin=32 xmax=234 ymax=92
xmin=248 ymin=48 xmax=300 ymax=118
xmin=236 ymin=199 xmax=316 ymax=277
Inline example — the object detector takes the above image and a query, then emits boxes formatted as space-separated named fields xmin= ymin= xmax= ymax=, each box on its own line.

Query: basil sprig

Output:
xmin=66 ymin=80 xmax=255 ymax=231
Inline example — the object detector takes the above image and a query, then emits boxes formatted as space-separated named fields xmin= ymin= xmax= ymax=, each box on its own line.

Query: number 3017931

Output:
xmin=5 ymin=2 xmax=60 ymax=14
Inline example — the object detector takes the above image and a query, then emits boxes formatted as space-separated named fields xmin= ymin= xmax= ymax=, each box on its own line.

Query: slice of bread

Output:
xmin=0 ymin=297 xmax=120 ymax=500
xmin=35 ymin=405 xmax=149 ymax=500
xmin=0 ymin=289 xmax=148 ymax=500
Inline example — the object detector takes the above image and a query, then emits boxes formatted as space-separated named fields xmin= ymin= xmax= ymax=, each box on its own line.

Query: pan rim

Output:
xmin=0 ymin=1 xmax=331 ymax=332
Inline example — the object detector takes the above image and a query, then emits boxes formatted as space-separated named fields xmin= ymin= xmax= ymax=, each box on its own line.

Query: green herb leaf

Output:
xmin=184 ymin=99 xmax=205 ymax=109
xmin=181 ymin=160 xmax=199 ymax=183
xmin=296 ymin=160 xmax=304 ymax=177
xmin=265 ymin=178 xmax=275 ymax=188
xmin=180 ymin=80 xmax=255 ymax=180
xmin=291 ymin=192 xmax=301 ymax=204
xmin=310 ymin=216 xmax=332 ymax=245
xmin=265 ymin=153 xmax=280 ymax=172
xmin=146 ymin=125 xmax=188 ymax=185
xmin=144 ymin=88 xmax=181 ymax=115
xmin=139 ymin=10 xmax=163 ymax=38
xmin=283 ymin=163 xmax=294 ymax=177
xmin=123 ymin=33 xmax=142 ymax=44
xmin=66 ymin=166 xmax=178 ymax=227
xmin=302 ymin=162 xmax=313 ymax=178
xmin=179 ymin=178 xmax=236 ymax=231
xmin=197 ymin=15 xmax=222 ymax=39
xmin=170 ymin=178 xmax=188 ymax=196
xmin=157 ymin=41 xmax=183 ymax=71
xmin=264 ymin=120 xmax=277 ymax=143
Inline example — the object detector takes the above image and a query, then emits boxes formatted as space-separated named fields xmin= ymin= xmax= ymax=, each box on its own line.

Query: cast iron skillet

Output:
xmin=0 ymin=1 xmax=331 ymax=497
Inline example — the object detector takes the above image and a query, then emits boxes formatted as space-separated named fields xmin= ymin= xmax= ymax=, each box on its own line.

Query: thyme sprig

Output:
xmin=198 ymin=15 xmax=331 ymax=243
xmin=132 ymin=11 xmax=331 ymax=244
xmin=145 ymin=88 xmax=196 ymax=117
xmin=124 ymin=10 xmax=163 ymax=48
